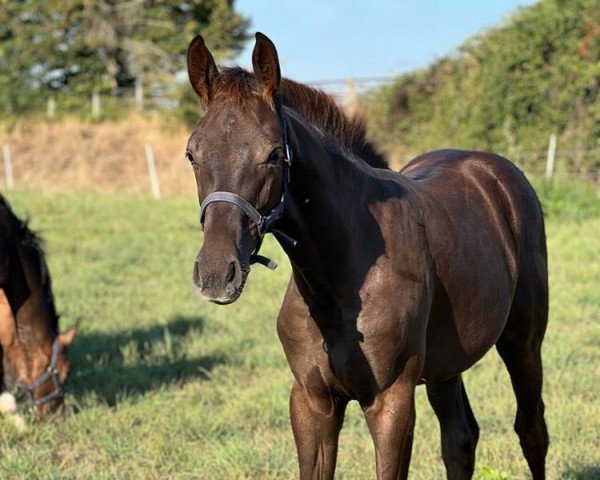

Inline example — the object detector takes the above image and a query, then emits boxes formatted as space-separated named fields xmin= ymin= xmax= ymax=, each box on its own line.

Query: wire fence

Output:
xmin=0 ymin=138 xmax=597 ymax=199
xmin=38 ymin=77 xmax=396 ymax=119
xmin=1 ymin=79 xmax=598 ymax=196
xmin=508 ymin=148 xmax=600 ymax=183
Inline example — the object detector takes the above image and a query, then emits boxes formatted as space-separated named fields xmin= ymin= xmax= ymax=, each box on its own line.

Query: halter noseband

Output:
xmin=199 ymin=113 xmax=297 ymax=270
xmin=17 ymin=336 xmax=63 ymax=409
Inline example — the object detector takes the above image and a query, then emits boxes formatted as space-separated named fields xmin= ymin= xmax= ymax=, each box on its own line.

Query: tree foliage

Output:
xmin=366 ymin=0 xmax=600 ymax=173
xmin=0 ymin=0 xmax=249 ymax=115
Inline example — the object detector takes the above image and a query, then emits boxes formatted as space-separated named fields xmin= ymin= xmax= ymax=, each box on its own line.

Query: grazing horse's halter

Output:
xmin=199 ymin=113 xmax=297 ymax=270
xmin=17 ymin=336 xmax=63 ymax=408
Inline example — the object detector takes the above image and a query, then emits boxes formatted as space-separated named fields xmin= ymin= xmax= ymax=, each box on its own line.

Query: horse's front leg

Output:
xmin=289 ymin=381 xmax=347 ymax=480
xmin=362 ymin=364 xmax=420 ymax=480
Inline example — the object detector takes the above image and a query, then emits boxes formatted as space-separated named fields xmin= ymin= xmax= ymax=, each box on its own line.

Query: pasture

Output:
xmin=0 ymin=187 xmax=598 ymax=479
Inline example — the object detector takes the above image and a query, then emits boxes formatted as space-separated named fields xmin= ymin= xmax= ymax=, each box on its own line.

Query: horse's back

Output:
xmin=400 ymin=150 xmax=547 ymax=381
xmin=401 ymin=150 xmax=546 ymax=264
xmin=402 ymin=149 xmax=546 ymax=266
xmin=404 ymin=148 xmax=541 ymax=214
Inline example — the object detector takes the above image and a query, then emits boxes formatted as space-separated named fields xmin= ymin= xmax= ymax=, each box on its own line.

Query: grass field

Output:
xmin=0 ymin=187 xmax=598 ymax=479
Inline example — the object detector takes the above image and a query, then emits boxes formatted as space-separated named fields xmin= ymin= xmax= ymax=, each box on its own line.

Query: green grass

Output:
xmin=0 ymin=189 xmax=598 ymax=479
xmin=530 ymin=177 xmax=600 ymax=222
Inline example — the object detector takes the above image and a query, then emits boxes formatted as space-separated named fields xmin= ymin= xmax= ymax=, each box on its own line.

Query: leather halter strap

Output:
xmin=16 ymin=336 xmax=63 ymax=409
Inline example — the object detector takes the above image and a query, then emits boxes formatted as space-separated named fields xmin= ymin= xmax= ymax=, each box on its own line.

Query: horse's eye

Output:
xmin=186 ymin=151 xmax=197 ymax=167
xmin=267 ymin=148 xmax=283 ymax=168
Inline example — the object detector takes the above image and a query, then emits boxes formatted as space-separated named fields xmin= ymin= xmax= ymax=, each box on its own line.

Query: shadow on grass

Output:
xmin=66 ymin=315 xmax=225 ymax=406
xmin=561 ymin=466 xmax=600 ymax=479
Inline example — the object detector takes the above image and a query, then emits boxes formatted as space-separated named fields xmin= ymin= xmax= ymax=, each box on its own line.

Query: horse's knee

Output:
xmin=442 ymin=424 xmax=477 ymax=456
xmin=470 ymin=417 xmax=480 ymax=445
xmin=515 ymin=405 xmax=548 ymax=446
xmin=290 ymin=381 xmax=343 ymax=420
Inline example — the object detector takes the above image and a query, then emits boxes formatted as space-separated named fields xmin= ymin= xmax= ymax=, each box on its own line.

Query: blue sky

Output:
xmin=233 ymin=0 xmax=538 ymax=83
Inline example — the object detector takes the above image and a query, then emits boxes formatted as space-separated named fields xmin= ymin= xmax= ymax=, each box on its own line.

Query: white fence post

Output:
xmin=2 ymin=144 xmax=14 ymax=190
xmin=135 ymin=78 xmax=144 ymax=112
xmin=545 ymin=133 xmax=557 ymax=180
xmin=345 ymin=78 xmax=358 ymax=117
xmin=144 ymin=143 xmax=161 ymax=200
xmin=47 ymin=97 xmax=56 ymax=119
xmin=91 ymin=91 xmax=101 ymax=119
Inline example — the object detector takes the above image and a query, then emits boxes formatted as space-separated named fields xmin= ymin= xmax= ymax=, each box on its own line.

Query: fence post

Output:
xmin=46 ymin=97 xmax=56 ymax=119
xmin=545 ymin=133 xmax=557 ymax=180
xmin=135 ymin=77 xmax=144 ymax=112
xmin=2 ymin=144 xmax=14 ymax=190
xmin=345 ymin=78 xmax=358 ymax=117
xmin=144 ymin=143 xmax=161 ymax=200
xmin=91 ymin=91 xmax=101 ymax=119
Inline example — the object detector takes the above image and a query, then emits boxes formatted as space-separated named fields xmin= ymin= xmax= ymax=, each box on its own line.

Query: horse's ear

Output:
xmin=252 ymin=32 xmax=281 ymax=98
xmin=58 ymin=321 xmax=80 ymax=347
xmin=187 ymin=35 xmax=219 ymax=108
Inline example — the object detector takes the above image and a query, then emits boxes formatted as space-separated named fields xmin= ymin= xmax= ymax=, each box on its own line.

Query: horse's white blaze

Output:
xmin=0 ymin=392 xmax=26 ymax=432
xmin=0 ymin=392 xmax=17 ymax=413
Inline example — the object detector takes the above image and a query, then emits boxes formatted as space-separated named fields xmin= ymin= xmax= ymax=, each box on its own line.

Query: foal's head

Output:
xmin=186 ymin=33 xmax=287 ymax=304
xmin=0 ymin=208 xmax=77 ymax=420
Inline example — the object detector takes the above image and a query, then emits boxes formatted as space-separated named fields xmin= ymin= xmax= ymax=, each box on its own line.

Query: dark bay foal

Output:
xmin=185 ymin=33 xmax=548 ymax=479
xmin=0 ymin=195 xmax=77 ymax=420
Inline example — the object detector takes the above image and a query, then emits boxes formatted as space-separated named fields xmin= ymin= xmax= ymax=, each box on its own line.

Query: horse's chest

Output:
xmin=328 ymin=322 xmax=406 ymax=393
xmin=282 ymin=309 xmax=406 ymax=401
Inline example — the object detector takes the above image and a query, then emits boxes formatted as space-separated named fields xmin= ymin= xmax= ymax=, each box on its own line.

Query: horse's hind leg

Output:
xmin=496 ymin=270 xmax=549 ymax=480
xmin=426 ymin=375 xmax=479 ymax=480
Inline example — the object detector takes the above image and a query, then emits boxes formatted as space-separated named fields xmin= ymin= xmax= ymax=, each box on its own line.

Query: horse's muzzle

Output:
xmin=193 ymin=252 xmax=245 ymax=304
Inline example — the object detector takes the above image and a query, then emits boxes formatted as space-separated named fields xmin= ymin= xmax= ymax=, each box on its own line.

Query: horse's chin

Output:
xmin=196 ymin=290 xmax=240 ymax=305
xmin=209 ymin=296 xmax=239 ymax=306
xmin=199 ymin=268 xmax=249 ymax=305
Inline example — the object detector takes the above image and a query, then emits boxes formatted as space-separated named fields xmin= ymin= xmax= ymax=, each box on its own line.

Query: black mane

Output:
xmin=0 ymin=194 xmax=58 ymax=334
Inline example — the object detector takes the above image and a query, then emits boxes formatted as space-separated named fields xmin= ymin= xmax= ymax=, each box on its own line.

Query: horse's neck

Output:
xmin=0 ymin=252 xmax=53 ymax=384
xmin=0 ymin=287 xmax=30 ymax=382
xmin=280 ymin=117 xmax=385 ymax=302
xmin=5 ymin=246 xmax=53 ymax=349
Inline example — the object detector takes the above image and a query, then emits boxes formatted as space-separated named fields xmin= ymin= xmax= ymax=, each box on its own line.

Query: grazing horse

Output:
xmin=0 ymin=194 xmax=77 ymax=420
xmin=185 ymin=33 xmax=549 ymax=479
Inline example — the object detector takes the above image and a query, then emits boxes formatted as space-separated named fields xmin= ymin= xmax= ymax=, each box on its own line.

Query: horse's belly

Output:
xmin=421 ymin=223 xmax=517 ymax=382
xmin=420 ymin=293 xmax=512 ymax=383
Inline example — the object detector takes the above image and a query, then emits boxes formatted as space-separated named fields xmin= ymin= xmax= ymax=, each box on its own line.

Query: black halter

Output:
xmin=199 ymin=114 xmax=297 ymax=270
xmin=17 ymin=336 xmax=63 ymax=409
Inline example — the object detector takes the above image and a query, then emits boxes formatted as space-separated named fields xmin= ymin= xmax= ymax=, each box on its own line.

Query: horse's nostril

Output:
xmin=226 ymin=262 xmax=237 ymax=285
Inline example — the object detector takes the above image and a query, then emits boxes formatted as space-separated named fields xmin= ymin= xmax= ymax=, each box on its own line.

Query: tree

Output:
xmin=366 ymin=0 xmax=600 ymax=173
xmin=0 ymin=0 xmax=249 ymax=114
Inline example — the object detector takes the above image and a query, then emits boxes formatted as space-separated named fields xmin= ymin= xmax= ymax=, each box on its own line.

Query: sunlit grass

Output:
xmin=0 ymin=190 xmax=598 ymax=479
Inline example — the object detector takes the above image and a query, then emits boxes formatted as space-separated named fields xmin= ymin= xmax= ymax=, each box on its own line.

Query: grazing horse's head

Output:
xmin=0 ymin=201 xmax=77 ymax=420
xmin=186 ymin=33 xmax=287 ymax=304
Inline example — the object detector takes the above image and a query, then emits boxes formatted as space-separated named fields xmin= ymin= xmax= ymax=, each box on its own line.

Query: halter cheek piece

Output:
xmin=17 ymin=336 xmax=63 ymax=409
xmin=199 ymin=114 xmax=297 ymax=270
